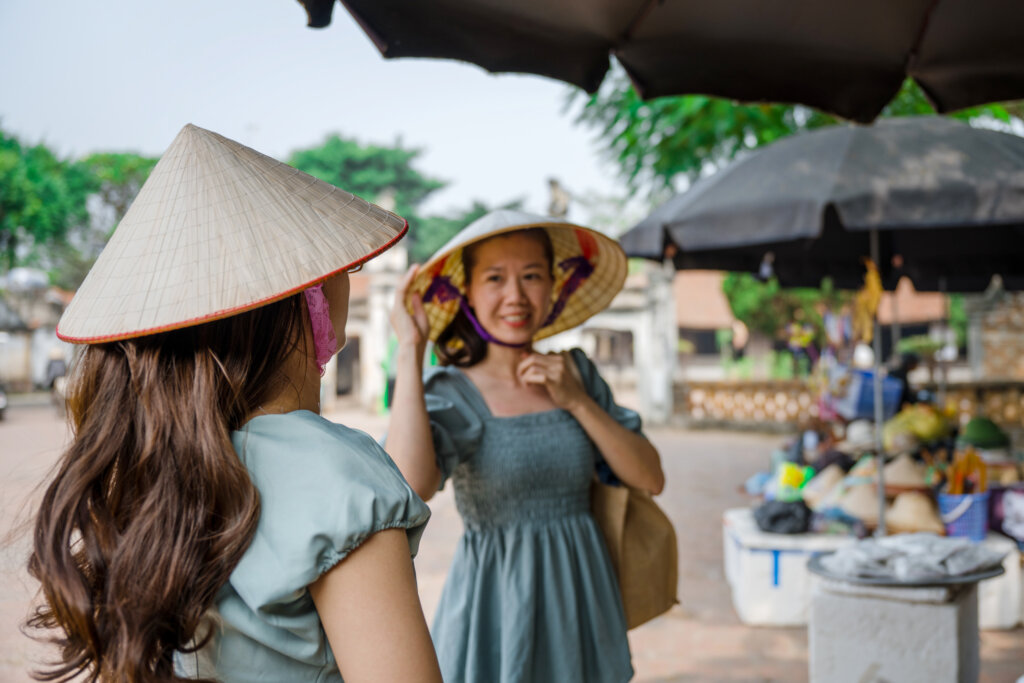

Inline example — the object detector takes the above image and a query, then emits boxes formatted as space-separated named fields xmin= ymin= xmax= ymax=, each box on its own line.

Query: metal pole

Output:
xmin=871 ymin=230 xmax=887 ymax=536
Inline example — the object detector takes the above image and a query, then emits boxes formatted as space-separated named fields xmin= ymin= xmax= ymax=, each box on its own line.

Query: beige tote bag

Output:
xmin=591 ymin=481 xmax=679 ymax=629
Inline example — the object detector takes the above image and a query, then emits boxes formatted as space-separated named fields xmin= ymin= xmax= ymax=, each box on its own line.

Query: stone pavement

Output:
xmin=2 ymin=400 xmax=1022 ymax=682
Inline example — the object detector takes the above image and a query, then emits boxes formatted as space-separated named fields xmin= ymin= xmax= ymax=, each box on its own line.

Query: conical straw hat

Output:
xmin=883 ymin=453 xmax=928 ymax=490
xmin=886 ymin=492 xmax=945 ymax=535
xmin=802 ymin=464 xmax=845 ymax=511
xmin=58 ymin=124 xmax=407 ymax=343
xmin=839 ymin=483 xmax=879 ymax=527
xmin=406 ymin=210 xmax=627 ymax=342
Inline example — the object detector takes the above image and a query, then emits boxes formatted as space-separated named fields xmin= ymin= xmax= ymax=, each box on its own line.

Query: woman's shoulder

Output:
xmin=232 ymin=410 xmax=398 ymax=482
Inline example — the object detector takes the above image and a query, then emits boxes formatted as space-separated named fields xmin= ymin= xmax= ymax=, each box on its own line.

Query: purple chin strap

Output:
xmin=422 ymin=254 xmax=595 ymax=348
xmin=304 ymin=283 xmax=338 ymax=376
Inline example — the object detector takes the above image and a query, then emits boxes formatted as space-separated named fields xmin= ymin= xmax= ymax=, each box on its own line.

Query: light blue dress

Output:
xmin=175 ymin=410 xmax=431 ymax=682
xmin=425 ymin=348 xmax=636 ymax=683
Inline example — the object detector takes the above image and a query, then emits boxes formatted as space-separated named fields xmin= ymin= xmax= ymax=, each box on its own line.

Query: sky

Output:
xmin=0 ymin=0 xmax=634 ymax=224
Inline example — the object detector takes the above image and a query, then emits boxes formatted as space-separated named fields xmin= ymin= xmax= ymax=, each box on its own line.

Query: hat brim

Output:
xmin=408 ymin=216 xmax=627 ymax=344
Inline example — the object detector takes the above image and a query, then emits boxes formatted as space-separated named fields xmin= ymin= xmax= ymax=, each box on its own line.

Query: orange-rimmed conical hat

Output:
xmin=405 ymin=209 xmax=627 ymax=343
xmin=57 ymin=124 xmax=407 ymax=343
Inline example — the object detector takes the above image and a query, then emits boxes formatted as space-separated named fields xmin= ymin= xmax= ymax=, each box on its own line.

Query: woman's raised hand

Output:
xmin=391 ymin=265 xmax=430 ymax=357
xmin=516 ymin=351 xmax=588 ymax=411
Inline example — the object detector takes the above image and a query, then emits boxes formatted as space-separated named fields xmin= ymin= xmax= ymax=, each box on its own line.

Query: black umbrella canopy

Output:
xmin=302 ymin=0 xmax=1024 ymax=123
xmin=621 ymin=117 xmax=1024 ymax=291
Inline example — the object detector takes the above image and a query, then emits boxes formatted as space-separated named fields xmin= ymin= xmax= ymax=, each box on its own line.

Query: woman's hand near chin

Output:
xmin=516 ymin=351 xmax=588 ymax=411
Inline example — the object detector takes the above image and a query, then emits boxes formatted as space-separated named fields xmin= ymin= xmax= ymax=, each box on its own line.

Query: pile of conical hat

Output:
xmin=58 ymin=124 xmax=407 ymax=343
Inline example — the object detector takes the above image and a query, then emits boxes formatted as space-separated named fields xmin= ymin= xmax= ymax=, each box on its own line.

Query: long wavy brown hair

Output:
xmin=27 ymin=295 xmax=305 ymax=682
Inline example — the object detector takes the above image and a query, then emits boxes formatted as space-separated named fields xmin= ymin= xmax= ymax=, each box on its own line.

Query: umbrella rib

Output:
xmin=905 ymin=0 xmax=942 ymax=107
xmin=620 ymin=0 xmax=660 ymax=43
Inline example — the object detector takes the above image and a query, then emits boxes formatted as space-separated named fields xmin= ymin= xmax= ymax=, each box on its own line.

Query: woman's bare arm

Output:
xmin=386 ymin=265 xmax=442 ymax=500
xmin=310 ymin=528 xmax=442 ymax=683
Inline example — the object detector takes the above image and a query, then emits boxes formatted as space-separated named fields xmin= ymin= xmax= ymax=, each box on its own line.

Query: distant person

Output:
xmin=388 ymin=210 xmax=665 ymax=683
xmin=43 ymin=347 xmax=66 ymax=389
xmin=27 ymin=124 xmax=441 ymax=683
xmin=731 ymin=318 xmax=750 ymax=360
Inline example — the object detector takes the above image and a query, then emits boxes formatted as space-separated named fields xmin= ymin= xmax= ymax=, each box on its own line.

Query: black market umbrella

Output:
xmin=301 ymin=0 xmax=1024 ymax=123
xmin=622 ymin=115 xmax=1024 ymax=535
xmin=621 ymin=116 xmax=1024 ymax=293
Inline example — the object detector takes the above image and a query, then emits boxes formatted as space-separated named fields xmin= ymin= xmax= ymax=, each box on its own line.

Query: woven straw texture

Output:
xmin=407 ymin=210 xmax=627 ymax=343
xmin=58 ymin=124 xmax=407 ymax=343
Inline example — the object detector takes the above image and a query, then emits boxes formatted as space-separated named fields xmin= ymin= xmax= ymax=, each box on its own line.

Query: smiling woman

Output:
xmin=386 ymin=210 xmax=665 ymax=683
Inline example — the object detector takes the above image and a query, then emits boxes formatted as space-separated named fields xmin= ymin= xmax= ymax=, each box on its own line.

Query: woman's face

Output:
xmin=320 ymin=271 xmax=350 ymax=349
xmin=465 ymin=232 xmax=553 ymax=345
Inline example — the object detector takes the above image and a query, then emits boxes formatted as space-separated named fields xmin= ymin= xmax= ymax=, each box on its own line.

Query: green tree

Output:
xmin=722 ymin=272 xmax=849 ymax=341
xmin=289 ymin=134 xmax=445 ymax=255
xmin=0 ymin=129 xmax=91 ymax=271
xmin=82 ymin=152 xmax=158 ymax=226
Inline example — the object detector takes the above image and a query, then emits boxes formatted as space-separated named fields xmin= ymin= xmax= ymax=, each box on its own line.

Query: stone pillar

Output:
xmin=361 ymin=245 xmax=406 ymax=412
xmin=634 ymin=261 xmax=677 ymax=424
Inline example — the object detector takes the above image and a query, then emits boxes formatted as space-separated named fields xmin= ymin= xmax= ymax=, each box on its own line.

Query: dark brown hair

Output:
xmin=436 ymin=228 xmax=553 ymax=367
xmin=26 ymin=295 xmax=305 ymax=682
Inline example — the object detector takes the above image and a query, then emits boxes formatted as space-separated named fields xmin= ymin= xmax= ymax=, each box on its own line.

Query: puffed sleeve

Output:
xmin=569 ymin=348 xmax=644 ymax=485
xmin=570 ymin=347 xmax=643 ymax=434
xmin=422 ymin=366 xmax=484 ymax=490
xmin=228 ymin=412 xmax=432 ymax=615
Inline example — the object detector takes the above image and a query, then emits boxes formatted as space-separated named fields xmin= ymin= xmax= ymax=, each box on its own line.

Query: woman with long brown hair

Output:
xmin=27 ymin=124 xmax=441 ymax=683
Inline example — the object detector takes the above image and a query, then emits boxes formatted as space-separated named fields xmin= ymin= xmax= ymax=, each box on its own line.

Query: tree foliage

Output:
xmin=289 ymin=133 xmax=444 ymax=231
xmin=0 ymin=130 xmax=93 ymax=271
xmin=82 ymin=152 xmax=158 ymax=225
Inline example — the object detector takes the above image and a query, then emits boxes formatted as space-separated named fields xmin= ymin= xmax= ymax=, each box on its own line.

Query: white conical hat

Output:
xmin=883 ymin=453 xmax=928 ymax=490
xmin=802 ymin=464 xmax=845 ymax=511
xmin=406 ymin=209 xmax=627 ymax=342
xmin=839 ymin=483 xmax=880 ymax=527
xmin=887 ymin=492 xmax=945 ymax=535
xmin=58 ymin=124 xmax=407 ymax=343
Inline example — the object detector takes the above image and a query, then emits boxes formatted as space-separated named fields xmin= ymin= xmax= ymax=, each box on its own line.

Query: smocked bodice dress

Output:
xmin=424 ymin=348 xmax=637 ymax=683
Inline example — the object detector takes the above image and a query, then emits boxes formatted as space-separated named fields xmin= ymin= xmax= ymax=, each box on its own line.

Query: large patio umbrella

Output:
xmin=302 ymin=1 xmax=1024 ymax=123
xmin=622 ymin=115 xmax=1024 ymax=534
xmin=621 ymin=116 xmax=1024 ymax=292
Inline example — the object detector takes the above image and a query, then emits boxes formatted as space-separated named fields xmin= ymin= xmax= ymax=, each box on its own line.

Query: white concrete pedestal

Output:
xmin=809 ymin=578 xmax=980 ymax=683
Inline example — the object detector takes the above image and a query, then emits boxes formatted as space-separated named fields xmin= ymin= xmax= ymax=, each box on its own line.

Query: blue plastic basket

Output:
xmin=938 ymin=492 xmax=990 ymax=542
xmin=835 ymin=369 xmax=902 ymax=421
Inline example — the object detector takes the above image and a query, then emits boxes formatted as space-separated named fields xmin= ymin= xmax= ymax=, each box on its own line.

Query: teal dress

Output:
xmin=175 ymin=410 xmax=431 ymax=682
xmin=425 ymin=349 xmax=636 ymax=683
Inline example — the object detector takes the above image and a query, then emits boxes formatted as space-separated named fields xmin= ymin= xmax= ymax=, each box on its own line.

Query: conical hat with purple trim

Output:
xmin=407 ymin=210 xmax=628 ymax=343
xmin=58 ymin=123 xmax=407 ymax=343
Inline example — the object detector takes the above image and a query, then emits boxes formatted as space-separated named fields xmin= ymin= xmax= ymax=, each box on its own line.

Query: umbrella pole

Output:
xmin=871 ymin=230 xmax=887 ymax=536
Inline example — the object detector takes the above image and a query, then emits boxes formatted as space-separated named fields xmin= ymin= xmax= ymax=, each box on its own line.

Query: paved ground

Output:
xmin=2 ymin=400 xmax=1022 ymax=682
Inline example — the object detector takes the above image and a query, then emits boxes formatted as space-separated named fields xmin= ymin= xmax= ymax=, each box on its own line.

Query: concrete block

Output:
xmin=977 ymin=535 xmax=1022 ymax=629
xmin=809 ymin=580 xmax=979 ymax=683
xmin=723 ymin=508 xmax=851 ymax=626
